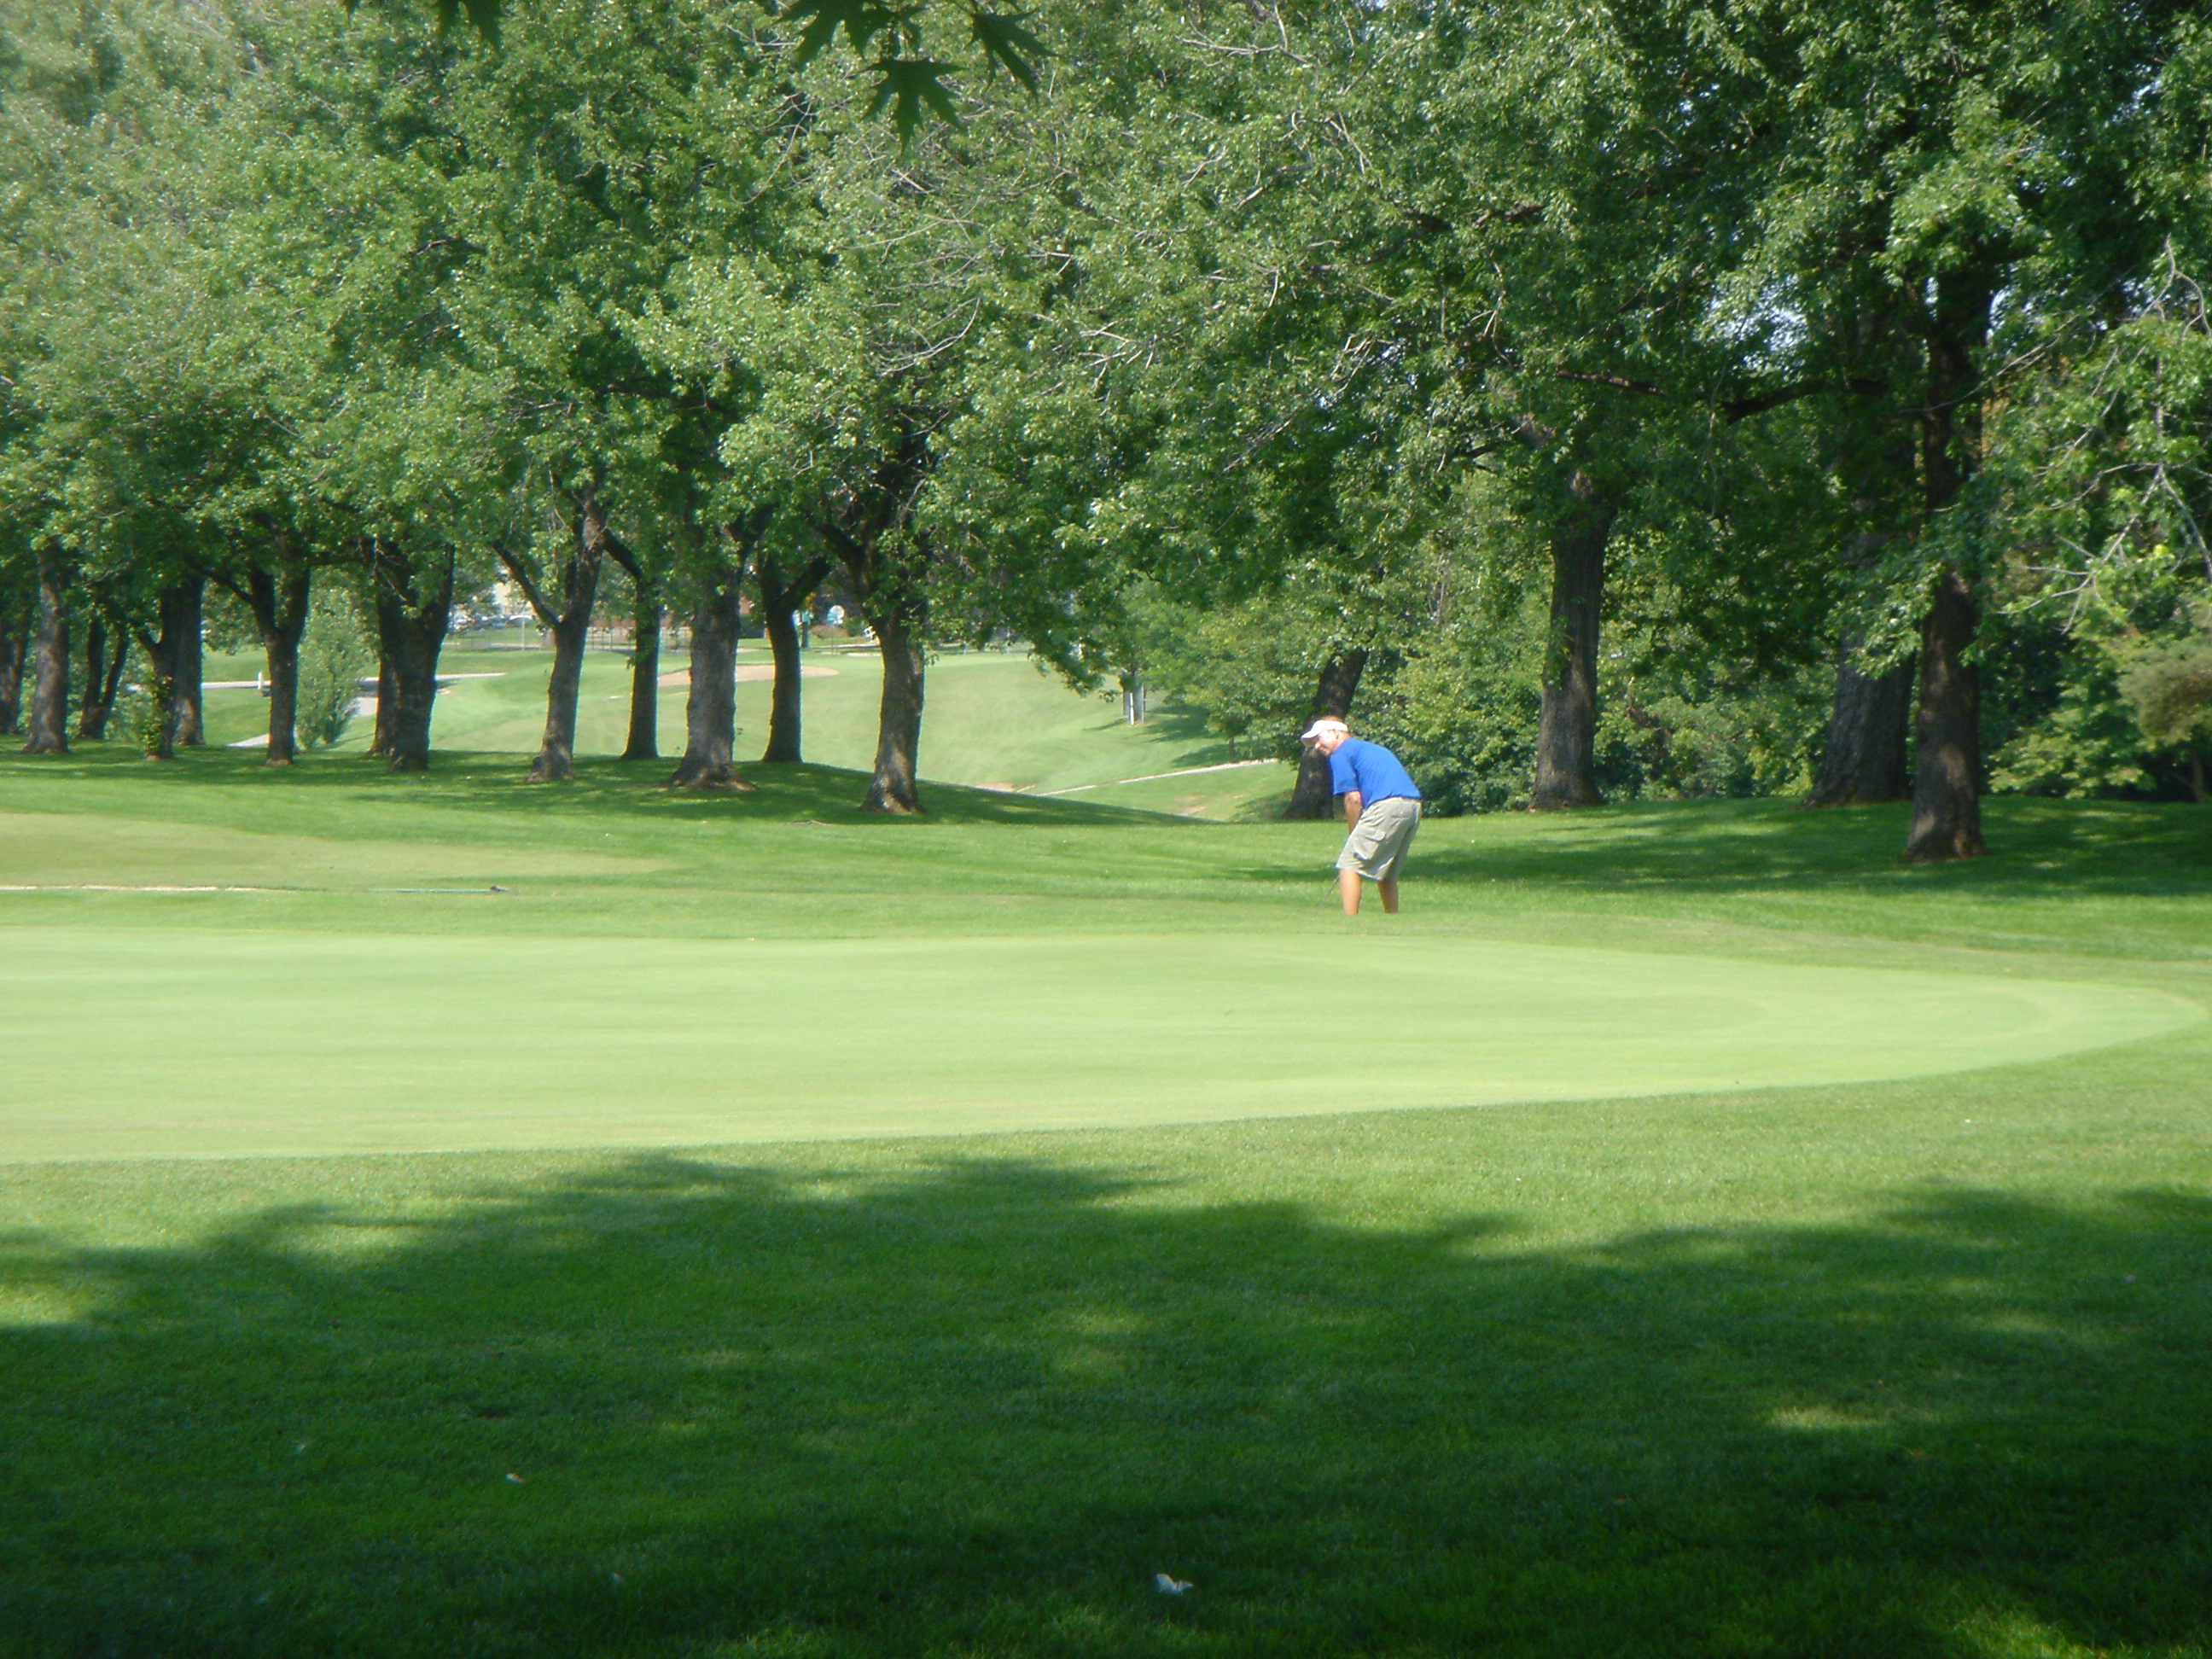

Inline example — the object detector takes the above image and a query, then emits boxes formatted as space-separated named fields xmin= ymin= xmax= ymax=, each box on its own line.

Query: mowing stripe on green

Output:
xmin=3 ymin=926 xmax=2196 ymax=1161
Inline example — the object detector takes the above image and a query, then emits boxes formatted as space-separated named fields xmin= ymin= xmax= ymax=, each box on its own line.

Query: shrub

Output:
xmin=297 ymin=596 xmax=374 ymax=748
xmin=127 ymin=673 xmax=175 ymax=759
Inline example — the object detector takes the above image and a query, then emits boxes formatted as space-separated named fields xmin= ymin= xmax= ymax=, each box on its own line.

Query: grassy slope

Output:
xmin=198 ymin=643 xmax=1295 ymax=817
xmin=2 ymin=749 xmax=2210 ymax=1657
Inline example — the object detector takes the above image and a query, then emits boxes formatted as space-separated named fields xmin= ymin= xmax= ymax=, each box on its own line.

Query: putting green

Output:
xmin=3 ymin=925 xmax=2197 ymax=1161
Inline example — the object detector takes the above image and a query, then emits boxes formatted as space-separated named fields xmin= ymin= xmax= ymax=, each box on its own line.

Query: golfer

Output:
xmin=1302 ymin=718 xmax=1421 ymax=916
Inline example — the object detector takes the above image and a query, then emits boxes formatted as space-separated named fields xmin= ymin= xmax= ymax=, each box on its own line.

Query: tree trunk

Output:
xmin=757 ymin=550 xmax=828 ymax=763
xmin=76 ymin=616 xmax=106 ymax=739
xmin=1901 ymin=567 xmax=1983 ymax=861
xmin=20 ymin=546 xmax=71 ymax=755
xmin=598 ymin=519 xmax=667 ymax=763
xmin=499 ymin=497 xmax=609 ymax=783
xmin=155 ymin=579 xmax=206 ymax=748
xmin=1805 ymin=641 xmax=1914 ymax=806
xmin=0 ymin=602 xmax=26 ymax=737
xmin=100 ymin=629 xmax=128 ymax=732
xmin=668 ymin=557 xmax=748 ymax=789
xmin=370 ymin=541 xmax=453 ymax=772
xmin=76 ymin=615 xmax=130 ymax=740
xmin=370 ymin=650 xmax=399 ymax=757
xmin=1284 ymin=650 xmax=1369 ymax=818
xmin=1530 ymin=472 xmax=1616 ymax=810
xmin=1806 ymin=421 xmax=1917 ymax=807
xmin=760 ymin=599 xmax=805 ymax=764
xmin=818 ymin=435 xmax=929 ymax=812
xmin=531 ymin=603 xmax=591 ymax=781
xmin=1901 ymin=275 xmax=1992 ymax=862
xmin=862 ymin=602 xmax=927 ymax=813
xmin=621 ymin=588 xmax=661 ymax=761
xmin=246 ymin=566 xmax=311 ymax=765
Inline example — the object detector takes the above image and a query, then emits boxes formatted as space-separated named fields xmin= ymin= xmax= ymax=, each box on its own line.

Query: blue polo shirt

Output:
xmin=1328 ymin=738 xmax=1421 ymax=804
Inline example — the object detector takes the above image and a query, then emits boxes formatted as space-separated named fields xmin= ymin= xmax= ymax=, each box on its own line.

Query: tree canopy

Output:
xmin=3 ymin=0 xmax=2206 ymax=839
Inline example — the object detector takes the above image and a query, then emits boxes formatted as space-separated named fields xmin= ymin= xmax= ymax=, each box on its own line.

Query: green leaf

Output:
xmin=782 ymin=0 xmax=899 ymax=68
xmin=865 ymin=58 xmax=963 ymax=146
xmin=969 ymin=9 xmax=1046 ymax=92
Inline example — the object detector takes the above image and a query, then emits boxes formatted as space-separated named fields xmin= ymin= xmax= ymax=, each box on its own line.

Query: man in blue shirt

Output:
xmin=1301 ymin=718 xmax=1422 ymax=916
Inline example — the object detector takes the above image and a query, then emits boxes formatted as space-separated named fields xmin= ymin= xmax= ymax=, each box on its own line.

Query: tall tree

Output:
xmin=414 ymin=0 xmax=809 ymax=783
xmin=496 ymin=495 xmax=608 ymax=784
xmin=1716 ymin=0 xmax=2200 ymax=857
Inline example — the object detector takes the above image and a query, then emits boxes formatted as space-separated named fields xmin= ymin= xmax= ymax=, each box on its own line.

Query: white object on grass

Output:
xmin=1155 ymin=1574 xmax=1192 ymax=1595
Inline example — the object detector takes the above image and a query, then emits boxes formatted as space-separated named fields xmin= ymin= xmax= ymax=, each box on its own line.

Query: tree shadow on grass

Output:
xmin=0 ymin=748 xmax=1183 ymax=831
xmin=3 ymin=1154 xmax=2209 ymax=1657
xmin=1237 ymin=797 xmax=2212 ymax=903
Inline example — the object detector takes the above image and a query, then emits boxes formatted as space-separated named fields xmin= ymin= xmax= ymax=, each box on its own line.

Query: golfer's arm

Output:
xmin=1342 ymin=790 xmax=1364 ymax=827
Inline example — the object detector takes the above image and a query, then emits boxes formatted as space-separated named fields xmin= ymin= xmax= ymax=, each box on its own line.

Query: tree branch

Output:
xmin=491 ymin=542 xmax=559 ymax=627
xmin=1556 ymin=369 xmax=1666 ymax=397
xmin=599 ymin=527 xmax=646 ymax=586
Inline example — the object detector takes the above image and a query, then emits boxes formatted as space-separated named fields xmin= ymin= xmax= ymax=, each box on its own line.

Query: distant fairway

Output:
xmin=196 ymin=641 xmax=1296 ymax=817
xmin=2 ymin=926 xmax=2194 ymax=1160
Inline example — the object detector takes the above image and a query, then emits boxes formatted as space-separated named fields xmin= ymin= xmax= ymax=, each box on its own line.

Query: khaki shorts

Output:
xmin=1336 ymin=796 xmax=1421 ymax=881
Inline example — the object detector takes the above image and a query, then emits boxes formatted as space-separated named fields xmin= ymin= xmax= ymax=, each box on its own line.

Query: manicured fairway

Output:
xmin=1 ymin=925 xmax=2194 ymax=1160
xmin=3 ymin=748 xmax=2209 ymax=1659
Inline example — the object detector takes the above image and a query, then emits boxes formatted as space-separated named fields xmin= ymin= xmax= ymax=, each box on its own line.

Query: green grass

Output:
xmin=197 ymin=643 xmax=1295 ymax=817
xmin=2 ymin=746 xmax=2209 ymax=1657
xmin=3 ymin=926 xmax=2188 ymax=1160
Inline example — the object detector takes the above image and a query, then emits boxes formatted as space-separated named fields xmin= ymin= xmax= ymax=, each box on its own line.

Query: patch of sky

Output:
xmin=1701 ymin=273 xmax=1806 ymax=365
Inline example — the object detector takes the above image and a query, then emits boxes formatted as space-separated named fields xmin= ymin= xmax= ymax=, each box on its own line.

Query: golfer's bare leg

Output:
xmin=1339 ymin=867 xmax=1363 ymax=916
xmin=1378 ymin=876 xmax=1400 ymax=914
